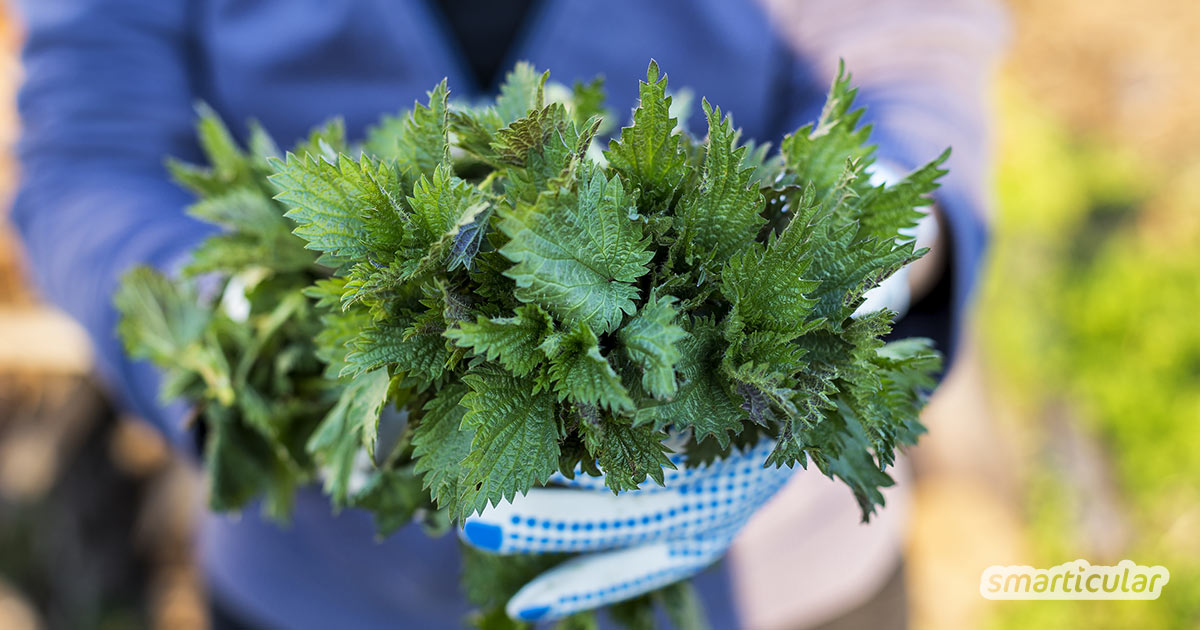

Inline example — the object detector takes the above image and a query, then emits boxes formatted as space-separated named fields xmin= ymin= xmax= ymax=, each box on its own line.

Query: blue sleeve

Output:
xmin=11 ymin=0 xmax=216 ymax=447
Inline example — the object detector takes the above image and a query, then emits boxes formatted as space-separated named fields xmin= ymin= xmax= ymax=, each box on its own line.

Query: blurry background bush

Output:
xmin=0 ymin=1 xmax=1196 ymax=628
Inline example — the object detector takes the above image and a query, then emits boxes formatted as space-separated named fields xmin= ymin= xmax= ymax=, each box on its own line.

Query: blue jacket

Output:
xmin=11 ymin=0 xmax=1002 ymax=627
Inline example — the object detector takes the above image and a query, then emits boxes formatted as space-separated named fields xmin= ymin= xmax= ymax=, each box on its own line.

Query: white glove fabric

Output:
xmin=460 ymin=439 xmax=793 ymax=622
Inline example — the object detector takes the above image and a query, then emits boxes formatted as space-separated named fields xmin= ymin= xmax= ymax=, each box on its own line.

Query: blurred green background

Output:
xmin=0 ymin=1 xmax=1197 ymax=628
xmin=976 ymin=86 xmax=1199 ymax=628
xmin=909 ymin=1 xmax=1199 ymax=628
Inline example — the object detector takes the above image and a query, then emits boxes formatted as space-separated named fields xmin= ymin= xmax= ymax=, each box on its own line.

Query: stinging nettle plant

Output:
xmin=276 ymin=58 xmax=946 ymax=521
xmin=117 ymin=60 xmax=946 ymax=624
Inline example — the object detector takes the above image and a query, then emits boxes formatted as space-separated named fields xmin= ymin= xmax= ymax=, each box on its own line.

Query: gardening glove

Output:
xmin=459 ymin=437 xmax=793 ymax=621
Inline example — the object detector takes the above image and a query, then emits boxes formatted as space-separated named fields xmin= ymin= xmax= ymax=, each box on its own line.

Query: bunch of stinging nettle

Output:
xmin=117 ymin=59 xmax=944 ymax=618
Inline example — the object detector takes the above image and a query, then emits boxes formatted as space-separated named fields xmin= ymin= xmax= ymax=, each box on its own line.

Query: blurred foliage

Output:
xmin=979 ymin=81 xmax=1200 ymax=629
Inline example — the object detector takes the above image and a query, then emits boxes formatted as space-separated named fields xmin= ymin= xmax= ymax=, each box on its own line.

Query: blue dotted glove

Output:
xmin=459 ymin=438 xmax=793 ymax=622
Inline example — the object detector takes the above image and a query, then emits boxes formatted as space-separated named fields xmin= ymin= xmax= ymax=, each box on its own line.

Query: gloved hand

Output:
xmin=459 ymin=438 xmax=793 ymax=622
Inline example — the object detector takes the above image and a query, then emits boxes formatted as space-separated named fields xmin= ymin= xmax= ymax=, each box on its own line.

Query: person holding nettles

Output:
xmin=11 ymin=0 xmax=1004 ymax=627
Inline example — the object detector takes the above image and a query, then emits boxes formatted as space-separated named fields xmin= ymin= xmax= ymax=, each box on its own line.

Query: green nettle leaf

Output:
xmin=636 ymin=320 xmax=746 ymax=447
xmin=805 ymin=224 xmax=915 ymax=325
xmin=168 ymin=109 xmax=278 ymax=198
xmin=492 ymin=103 xmax=568 ymax=167
xmin=723 ymin=330 xmax=811 ymax=426
xmin=876 ymin=338 xmax=940 ymax=407
xmin=499 ymin=163 xmax=652 ymax=333
xmin=458 ymin=366 xmax=560 ymax=518
xmin=738 ymin=138 xmax=781 ymax=188
xmin=290 ymin=118 xmax=349 ymax=163
xmin=825 ymin=400 xmax=899 ymax=519
xmin=546 ymin=321 xmax=635 ymax=414
xmin=619 ymin=294 xmax=686 ymax=400
xmin=787 ymin=158 xmax=923 ymax=326
xmin=395 ymin=79 xmax=451 ymax=179
xmin=779 ymin=62 xmax=875 ymax=200
xmin=492 ymin=102 xmax=601 ymax=204
xmin=246 ymin=120 xmax=282 ymax=163
xmin=119 ymin=109 xmax=339 ymax=521
xmin=570 ymin=77 xmax=611 ymax=132
xmin=114 ymin=268 xmax=238 ymax=405
xmin=406 ymin=162 xmax=490 ymax=268
xmin=446 ymin=204 xmax=493 ymax=272
xmin=270 ymin=152 xmax=407 ymax=268
xmin=308 ymin=281 xmax=372 ymax=379
xmin=448 ymin=107 xmax=506 ymax=166
xmin=445 ymin=303 xmax=554 ymax=376
xmin=583 ymin=416 xmax=674 ymax=493
xmin=721 ymin=226 xmax=820 ymax=338
xmin=411 ymin=384 xmax=474 ymax=512
xmin=854 ymin=149 xmax=949 ymax=242
xmin=187 ymin=188 xmax=286 ymax=236
xmin=494 ymin=62 xmax=549 ymax=125
xmin=444 ymin=64 xmax=547 ymax=168
xmin=190 ymin=103 xmax=256 ymax=188
xmin=363 ymin=113 xmax=408 ymax=161
xmin=674 ymin=100 xmax=765 ymax=265
xmin=608 ymin=61 xmax=689 ymax=212
xmin=307 ymin=369 xmax=390 ymax=506
xmin=183 ymin=190 xmax=314 ymax=276
xmin=344 ymin=319 xmax=450 ymax=388
xmin=115 ymin=267 xmax=209 ymax=364
xmin=205 ymin=406 xmax=277 ymax=512
xmin=117 ymin=60 xmax=949 ymax=626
